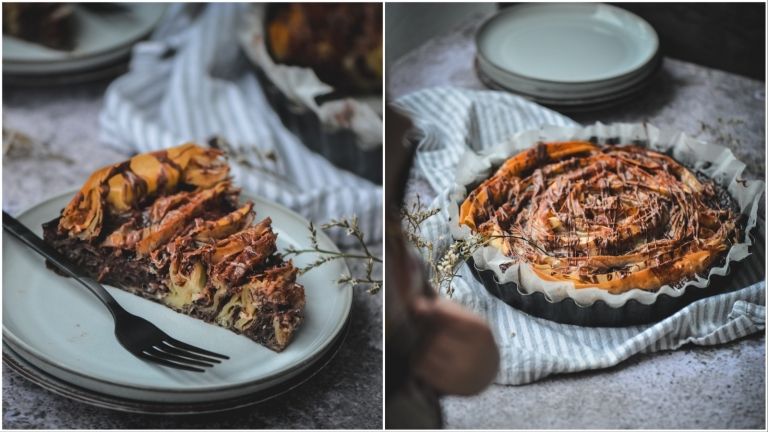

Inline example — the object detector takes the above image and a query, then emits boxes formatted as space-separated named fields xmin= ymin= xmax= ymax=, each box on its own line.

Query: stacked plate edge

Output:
xmin=475 ymin=3 xmax=660 ymax=110
xmin=2 ymin=4 xmax=166 ymax=85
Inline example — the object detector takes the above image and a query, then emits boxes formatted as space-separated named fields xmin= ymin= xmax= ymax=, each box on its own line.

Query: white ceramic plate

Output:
xmin=3 ymin=318 xmax=349 ymax=414
xmin=477 ymin=56 xmax=660 ymax=110
xmin=2 ymin=61 xmax=129 ymax=87
xmin=3 ymin=190 xmax=352 ymax=403
xmin=476 ymin=3 xmax=658 ymax=84
xmin=3 ymin=4 xmax=166 ymax=75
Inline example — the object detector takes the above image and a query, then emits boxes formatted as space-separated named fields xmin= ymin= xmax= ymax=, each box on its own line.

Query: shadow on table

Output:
xmin=442 ymin=330 xmax=764 ymax=429
xmin=568 ymin=61 xmax=684 ymax=125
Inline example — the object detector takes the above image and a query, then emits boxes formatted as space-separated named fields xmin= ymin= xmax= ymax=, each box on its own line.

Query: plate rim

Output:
xmin=2 ymin=188 xmax=353 ymax=395
xmin=2 ymin=313 xmax=352 ymax=414
xmin=475 ymin=3 xmax=659 ymax=85
xmin=475 ymin=54 xmax=662 ymax=109
xmin=2 ymin=60 xmax=129 ymax=86
xmin=476 ymin=49 xmax=662 ymax=97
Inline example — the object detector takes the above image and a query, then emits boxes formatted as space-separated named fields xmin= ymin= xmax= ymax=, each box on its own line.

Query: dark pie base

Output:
xmin=253 ymin=66 xmax=382 ymax=184
xmin=41 ymin=217 xmax=303 ymax=352
xmin=468 ymin=255 xmax=747 ymax=327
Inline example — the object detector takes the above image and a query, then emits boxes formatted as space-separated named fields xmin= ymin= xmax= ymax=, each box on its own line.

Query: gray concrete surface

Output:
xmin=443 ymin=334 xmax=765 ymax=429
xmin=2 ymin=81 xmax=382 ymax=429
xmin=390 ymin=14 xmax=766 ymax=430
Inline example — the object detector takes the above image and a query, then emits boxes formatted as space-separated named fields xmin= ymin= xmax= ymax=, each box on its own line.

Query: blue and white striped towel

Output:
xmin=99 ymin=3 xmax=382 ymax=244
xmin=394 ymin=87 xmax=766 ymax=385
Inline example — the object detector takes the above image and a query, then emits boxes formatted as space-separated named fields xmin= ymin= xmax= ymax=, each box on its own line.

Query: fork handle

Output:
xmin=3 ymin=211 xmax=124 ymax=318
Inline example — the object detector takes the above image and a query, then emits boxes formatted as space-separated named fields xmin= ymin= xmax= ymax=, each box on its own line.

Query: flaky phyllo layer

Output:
xmin=460 ymin=141 xmax=741 ymax=294
xmin=43 ymin=143 xmax=304 ymax=351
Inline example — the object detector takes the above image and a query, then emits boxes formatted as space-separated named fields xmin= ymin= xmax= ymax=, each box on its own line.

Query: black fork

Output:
xmin=3 ymin=211 xmax=229 ymax=372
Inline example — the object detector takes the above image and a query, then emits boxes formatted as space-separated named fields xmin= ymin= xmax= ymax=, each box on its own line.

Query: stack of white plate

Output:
xmin=3 ymin=4 xmax=166 ymax=85
xmin=476 ymin=3 xmax=660 ymax=110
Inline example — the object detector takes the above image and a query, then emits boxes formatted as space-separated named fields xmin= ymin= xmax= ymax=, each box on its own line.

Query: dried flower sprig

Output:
xmin=400 ymin=195 xmax=547 ymax=297
xmin=697 ymin=117 xmax=746 ymax=148
xmin=400 ymin=195 xmax=451 ymax=293
xmin=433 ymin=233 xmax=485 ymax=297
xmin=400 ymin=194 xmax=440 ymax=251
xmin=431 ymin=232 xmax=549 ymax=297
xmin=284 ymin=216 xmax=382 ymax=294
xmin=401 ymin=194 xmax=441 ymax=232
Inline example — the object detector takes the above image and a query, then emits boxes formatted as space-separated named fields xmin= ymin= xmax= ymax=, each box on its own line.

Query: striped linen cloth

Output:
xmin=394 ymin=87 xmax=766 ymax=385
xmin=99 ymin=3 xmax=382 ymax=244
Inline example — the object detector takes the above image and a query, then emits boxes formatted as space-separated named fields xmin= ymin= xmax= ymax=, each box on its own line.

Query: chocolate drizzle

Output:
xmin=44 ymin=143 xmax=305 ymax=352
xmin=460 ymin=142 xmax=741 ymax=294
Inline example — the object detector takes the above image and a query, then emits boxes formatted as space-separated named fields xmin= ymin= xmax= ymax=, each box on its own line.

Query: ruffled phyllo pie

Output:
xmin=459 ymin=141 xmax=742 ymax=294
xmin=266 ymin=3 xmax=382 ymax=94
xmin=43 ymin=144 xmax=305 ymax=351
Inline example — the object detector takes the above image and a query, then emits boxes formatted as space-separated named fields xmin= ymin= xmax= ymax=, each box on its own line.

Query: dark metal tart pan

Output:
xmin=253 ymin=66 xmax=382 ymax=184
xmin=244 ymin=3 xmax=382 ymax=184
xmin=467 ymin=256 xmax=754 ymax=327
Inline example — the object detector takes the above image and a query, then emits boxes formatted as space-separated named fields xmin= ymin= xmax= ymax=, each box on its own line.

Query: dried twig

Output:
xmin=284 ymin=216 xmax=382 ymax=294
xmin=697 ymin=117 xmax=746 ymax=148
xmin=400 ymin=194 xmax=546 ymax=297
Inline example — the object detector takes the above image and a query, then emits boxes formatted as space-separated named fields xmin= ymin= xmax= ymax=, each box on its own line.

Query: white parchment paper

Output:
xmin=237 ymin=4 xmax=382 ymax=150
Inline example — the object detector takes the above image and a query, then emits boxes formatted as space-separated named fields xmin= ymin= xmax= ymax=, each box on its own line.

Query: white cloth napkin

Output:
xmin=394 ymin=86 xmax=766 ymax=385
xmin=99 ymin=3 xmax=382 ymax=245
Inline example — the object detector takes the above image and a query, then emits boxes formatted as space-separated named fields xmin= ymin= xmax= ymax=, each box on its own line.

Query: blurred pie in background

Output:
xmin=266 ymin=3 xmax=382 ymax=95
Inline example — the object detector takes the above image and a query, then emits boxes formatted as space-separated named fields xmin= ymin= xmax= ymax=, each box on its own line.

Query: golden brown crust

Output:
xmin=266 ymin=3 xmax=382 ymax=93
xmin=460 ymin=141 xmax=740 ymax=294
xmin=49 ymin=143 xmax=304 ymax=351
xmin=60 ymin=143 xmax=229 ymax=240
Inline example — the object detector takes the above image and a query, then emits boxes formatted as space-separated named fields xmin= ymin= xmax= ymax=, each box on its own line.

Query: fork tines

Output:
xmin=141 ymin=339 xmax=230 ymax=373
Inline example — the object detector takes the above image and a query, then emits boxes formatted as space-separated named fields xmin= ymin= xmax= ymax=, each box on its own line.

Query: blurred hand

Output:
xmin=411 ymin=297 xmax=500 ymax=396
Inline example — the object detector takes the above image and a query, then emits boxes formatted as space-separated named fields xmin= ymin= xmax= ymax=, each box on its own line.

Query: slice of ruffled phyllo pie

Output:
xmin=42 ymin=143 xmax=305 ymax=352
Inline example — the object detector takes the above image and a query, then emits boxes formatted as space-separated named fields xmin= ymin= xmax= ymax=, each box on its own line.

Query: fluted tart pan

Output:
xmin=450 ymin=123 xmax=764 ymax=326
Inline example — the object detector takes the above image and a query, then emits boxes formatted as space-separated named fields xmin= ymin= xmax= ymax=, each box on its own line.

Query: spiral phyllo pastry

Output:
xmin=460 ymin=141 xmax=741 ymax=294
